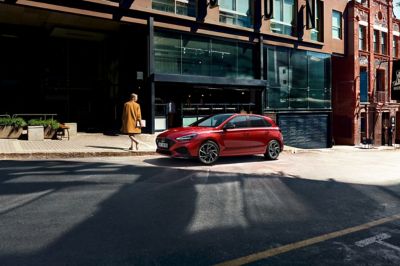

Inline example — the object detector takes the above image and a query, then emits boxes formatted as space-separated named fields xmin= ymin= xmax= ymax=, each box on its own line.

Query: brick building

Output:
xmin=1 ymin=0 xmax=348 ymax=148
xmin=333 ymin=0 xmax=400 ymax=146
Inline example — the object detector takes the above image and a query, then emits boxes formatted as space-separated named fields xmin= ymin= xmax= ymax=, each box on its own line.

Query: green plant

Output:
xmin=0 ymin=117 xmax=27 ymax=127
xmin=28 ymin=119 xmax=60 ymax=130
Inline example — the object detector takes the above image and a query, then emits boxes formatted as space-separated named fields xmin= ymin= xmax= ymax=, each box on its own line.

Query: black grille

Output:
xmin=156 ymin=137 xmax=176 ymax=149
xmin=156 ymin=149 xmax=172 ymax=155
xmin=174 ymin=147 xmax=189 ymax=156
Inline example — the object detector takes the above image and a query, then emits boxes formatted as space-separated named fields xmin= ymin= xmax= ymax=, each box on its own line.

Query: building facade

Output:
xmin=333 ymin=0 xmax=400 ymax=146
xmin=0 ymin=0 xmax=347 ymax=148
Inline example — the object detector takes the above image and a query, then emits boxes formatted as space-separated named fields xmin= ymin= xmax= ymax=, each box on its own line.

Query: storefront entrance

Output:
xmin=154 ymin=83 xmax=264 ymax=131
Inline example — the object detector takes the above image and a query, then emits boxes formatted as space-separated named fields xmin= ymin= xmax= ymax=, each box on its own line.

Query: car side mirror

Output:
xmin=223 ymin=122 xmax=235 ymax=130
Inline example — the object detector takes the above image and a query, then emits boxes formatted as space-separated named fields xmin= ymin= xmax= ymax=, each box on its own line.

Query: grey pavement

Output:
xmin=0 ymin=133 xmax=158 ymax=159
xmin=0 ymin=132 xmax=399 ymax=159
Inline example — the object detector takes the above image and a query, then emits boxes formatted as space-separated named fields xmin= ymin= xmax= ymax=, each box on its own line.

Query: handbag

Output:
xmin=137 ymin=119 xmax=146 ymax=127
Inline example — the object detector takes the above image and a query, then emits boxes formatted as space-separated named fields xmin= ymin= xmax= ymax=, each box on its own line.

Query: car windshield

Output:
xmin=190 ymin=114 xmax=233 ymax=127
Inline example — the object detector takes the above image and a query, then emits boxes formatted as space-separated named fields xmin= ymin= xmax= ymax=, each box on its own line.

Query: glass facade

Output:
xmin=152 ymin=0 xmax=196 ymax=17
xmin=264 ymin=45 xmax=331 ymax=109
xmin=154 ymin=30 xmax=255 ymax=78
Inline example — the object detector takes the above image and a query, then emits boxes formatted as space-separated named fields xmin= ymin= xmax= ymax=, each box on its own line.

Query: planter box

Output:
xmin=44 ymin=126 xmax=57 ymax=139
xmin=0 ymin=125 xmax=23 ymax=139
xmin=28 ymin=126 xmax=44 ymax=141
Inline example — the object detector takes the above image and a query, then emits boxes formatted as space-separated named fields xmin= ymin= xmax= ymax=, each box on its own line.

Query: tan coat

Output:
xmin=121 ymin=100 xmax=142 ymax=134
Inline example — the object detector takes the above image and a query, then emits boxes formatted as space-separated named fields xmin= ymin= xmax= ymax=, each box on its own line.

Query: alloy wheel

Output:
xmin=198 ymin=141 xmax=219 ymax=164
xmin=265 ymin=140 xmax=281 ymax=160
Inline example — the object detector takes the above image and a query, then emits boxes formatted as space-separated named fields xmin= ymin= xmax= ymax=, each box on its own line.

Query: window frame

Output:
xmin=381 ymin=31 xmax=387 ymax=55
xmin=219 ymin=0 xmax=253 ymax=28
xmin=332 ymin=10 xmax=342 ymax=40
xmin=359 ymin=25 xmax=367 ymax=51
xmin=310 ymin=0 xmax=323 ymax=42
xmin=373 ymin=30 xmax=380 ymax=53
xmin=270 ymin=0 xmax=297 ymax=36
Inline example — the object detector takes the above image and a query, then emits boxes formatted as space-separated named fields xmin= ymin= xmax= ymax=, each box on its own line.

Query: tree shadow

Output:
xmin=0 ymin=159 xmax=399 ymax=265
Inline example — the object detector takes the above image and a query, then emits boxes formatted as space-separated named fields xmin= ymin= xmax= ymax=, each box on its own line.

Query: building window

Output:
xmin=219 ymin=0 xmax=252 ymax=28
xmin=154 ymin=30 xmax=255 ymax=79
xmin=332 ymin=10 xmax=342 ymax=39
xmin=152 ymin=0 xmax=196 ymax=17
xmin=359 ymin=25 xmax=367 ymax=50
xmin=394 ymin=36 xmax=398 ymax=57
xmin=264 ymin=46 xmax=331 ymax=109
xmin=381 ymin=32 xmax=387 ymax=55
xmin=270 ymin=0 xmax=297 ymax=36
xmin=373 ymin=30 xmax=379 ymax=53
xmin=376 ymin=69 xmax=385 ymax=92
xmin=310 ymin=1 xmax=323 ymax=42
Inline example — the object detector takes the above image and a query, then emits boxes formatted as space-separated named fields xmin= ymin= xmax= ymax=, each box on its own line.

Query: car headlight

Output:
xmin=176 ymin=133 xmax=198 ymax=141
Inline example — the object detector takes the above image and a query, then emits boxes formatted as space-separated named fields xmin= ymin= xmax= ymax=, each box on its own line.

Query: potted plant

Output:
xmin=0 ymin=117 xmax=27 ymax=139
xmin=28 ymin=119 xmax=60 ymax=139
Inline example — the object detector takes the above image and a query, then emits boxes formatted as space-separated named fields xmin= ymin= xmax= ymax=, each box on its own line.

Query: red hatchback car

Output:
xmin=156 ymin=113 xmax=284 ymax=164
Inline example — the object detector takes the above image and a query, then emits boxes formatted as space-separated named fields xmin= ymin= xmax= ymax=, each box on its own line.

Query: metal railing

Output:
xmin=12 ymin=113 xmax=57 ymax=120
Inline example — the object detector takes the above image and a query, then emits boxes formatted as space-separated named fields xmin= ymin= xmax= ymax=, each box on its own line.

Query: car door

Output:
xmin=220 ymin=115 xmax=250 ymax=155
xmin=247 ymin=115 xmax=270 ymax=153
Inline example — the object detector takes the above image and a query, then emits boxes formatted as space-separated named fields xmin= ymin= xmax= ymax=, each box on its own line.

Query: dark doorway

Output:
xmin=382 ymin=112 xmax=390 ymax=145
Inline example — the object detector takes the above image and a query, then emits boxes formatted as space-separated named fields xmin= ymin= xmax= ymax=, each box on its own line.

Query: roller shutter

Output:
xmin=278 ymin=114 xmax=330 ymax=149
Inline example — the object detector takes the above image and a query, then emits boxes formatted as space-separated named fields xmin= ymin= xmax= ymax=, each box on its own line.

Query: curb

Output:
xmin=0 ymin=151 xmax=158 ymax=160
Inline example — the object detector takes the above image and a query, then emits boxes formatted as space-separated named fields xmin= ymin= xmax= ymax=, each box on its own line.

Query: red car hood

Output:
xmin=157 ymin=126 xmax=213 ymax=140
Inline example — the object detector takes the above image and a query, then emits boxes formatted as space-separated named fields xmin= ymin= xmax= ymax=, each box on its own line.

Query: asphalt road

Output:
xmin=1 ymin=149 xmax=400 ymax=265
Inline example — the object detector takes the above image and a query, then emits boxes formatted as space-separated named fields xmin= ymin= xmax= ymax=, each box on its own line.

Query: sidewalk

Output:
xmin=0 ymin=133 xmax=398 ymax=159
xmin=0 ymin=133 xmax=159 ymax=159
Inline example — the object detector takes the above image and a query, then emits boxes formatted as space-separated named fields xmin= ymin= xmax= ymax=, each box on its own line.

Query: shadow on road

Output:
xmin=0 ymin=159 xmax=399 ymax=265
xmin=144 ymin=154 xmax=268 ymax=168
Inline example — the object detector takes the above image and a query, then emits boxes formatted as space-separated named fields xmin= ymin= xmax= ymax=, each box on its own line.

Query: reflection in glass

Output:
xmin=182 ymin=36 xmax=211 ymax=76
xmin=152 ymin=0 xmax=196 ymax=17
xmin=219 ymin=0 xmax=252 ymax=28
xmin=237 ymin=42 xmax=254 ymax=78
xmin=154 ymin=30 xmax=255 ymax=79
xmin=154 ymin=31 xmax=181 ymax=74
xmin=265 ymin=46 xmax=331 ymax=110
xmin=211 ymin=39 xmax=236 ymax=77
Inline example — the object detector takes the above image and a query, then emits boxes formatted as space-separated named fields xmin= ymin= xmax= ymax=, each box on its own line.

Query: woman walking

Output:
xmin=121 ymin=93 xmax=142 ymax=150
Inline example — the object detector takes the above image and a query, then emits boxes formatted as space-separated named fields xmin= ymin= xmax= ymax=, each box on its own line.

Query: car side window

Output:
xmin=249 ymin=116 xmax=271 ymax=127
xmin=229 ymin=116 xmax=248 ymax=128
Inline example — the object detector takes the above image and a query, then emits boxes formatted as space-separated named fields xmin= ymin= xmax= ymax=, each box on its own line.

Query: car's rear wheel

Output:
xmin=198 ymin=140 xmax=219 ymax=164
xmin=264 ymin=140 xmax=281 ymax=160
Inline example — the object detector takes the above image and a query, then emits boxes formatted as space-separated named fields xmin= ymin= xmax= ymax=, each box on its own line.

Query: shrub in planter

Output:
xmin=0 ymin=117 xmax=27 ymax=139
xmin=28 ymin=119 xmax=60 ymax=139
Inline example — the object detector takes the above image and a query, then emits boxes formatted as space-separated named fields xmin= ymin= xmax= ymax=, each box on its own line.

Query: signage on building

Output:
xmin=391 ymin=60 xmax=400 ymax=100
xmin=306 ymin=0 xmax=316 ymax=29
xmin=264 ymin=0 xmax=273 ymax=19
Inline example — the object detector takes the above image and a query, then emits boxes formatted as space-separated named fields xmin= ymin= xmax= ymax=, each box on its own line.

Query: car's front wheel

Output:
xmin=264 ymin=140 xmax=281 ymax=160
xmin=198 ymin=140 xmax=219 ymax=164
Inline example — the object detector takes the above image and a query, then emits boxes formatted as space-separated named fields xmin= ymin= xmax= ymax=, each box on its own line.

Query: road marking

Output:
xmin=214 ymin=214 xmax=400 ymax=266
xmin=377 ymin=240 xmax=400 ymax=252
xmin=355 ymin=233 xmax=400 ymax=252
xmin=355 ymin=233 xmax=391 ymax=247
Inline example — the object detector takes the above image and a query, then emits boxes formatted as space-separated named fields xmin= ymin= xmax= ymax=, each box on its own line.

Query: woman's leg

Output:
xmin=129 ymin=134 xmax=139 ymax=150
